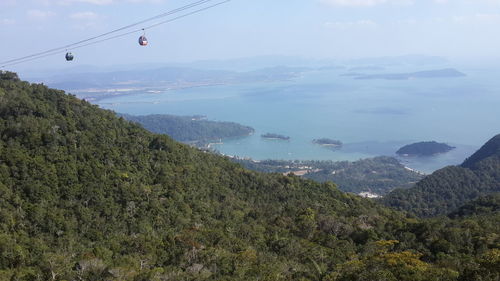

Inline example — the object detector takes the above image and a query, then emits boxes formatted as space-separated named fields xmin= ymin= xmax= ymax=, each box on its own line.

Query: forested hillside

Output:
xmin=120 ymin=113 xmax=254 ymax=144
xmin=0 ymin=72 xmax=498 ymax=280
xmin=382 ymin=134 xmax=500 ymax=217
xmin=448 ymin=194 xmax=500 ymax=219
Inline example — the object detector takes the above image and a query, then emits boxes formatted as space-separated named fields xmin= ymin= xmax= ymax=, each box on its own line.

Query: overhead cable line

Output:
xmin=1 ymin=0 xmax=231 ymax=68
xmin=0 ymin=0 xmax=227 ymax=66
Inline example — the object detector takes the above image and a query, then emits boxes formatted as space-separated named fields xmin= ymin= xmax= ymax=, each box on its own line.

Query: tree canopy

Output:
xmin=0 ymin=72 xmax=498 ymax=280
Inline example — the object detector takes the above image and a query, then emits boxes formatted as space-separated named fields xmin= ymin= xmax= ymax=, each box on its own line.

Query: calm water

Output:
xmin=94 ymin=65 xmax=500 ymax=174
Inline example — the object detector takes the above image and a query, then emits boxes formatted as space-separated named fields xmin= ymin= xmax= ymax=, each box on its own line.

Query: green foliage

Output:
xmin=449 ymin=194 xmax=500 ymax=218
xmin=462 ymin=134 xmax=500 ymax=169
xmin=0 ymin=71 xmax=20 ymax=81
xmin=326 ymin=241 xmax=459 ymax=281
xmin=0 ymin=74 xmax=498 ymax=280
xmin=261 ymin=133 xmax=290 ymax=140
xmin=396 ymin=141 xmax=455 ymax=156
xmin=313 ymin=138 xmax=342 ymax=146
xmin=121 ymin=113 xmax=254 ymax=143
xmin=235 ymin=157 xmax=423 ymax=195
xmin=382 ymin=135 xmax=500 ymax=217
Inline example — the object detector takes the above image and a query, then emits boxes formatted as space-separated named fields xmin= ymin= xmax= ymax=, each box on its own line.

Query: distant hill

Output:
xmin=36 ymin=66 xmax=307 ymax=94
xmin=120 ymin=113 xmax=254 ymax=145
xmin=355 ymin=68 xmax=466 ymax=80
xmin=382 ymin=134 xmax=500 ymax=217
xmin=396 ymin=141 xmax=455 ymax=156
xmin=347 ymin=55 xmax=449 ymax=66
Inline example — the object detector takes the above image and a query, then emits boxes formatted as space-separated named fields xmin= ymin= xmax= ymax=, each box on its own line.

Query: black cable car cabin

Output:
xmin=65 ymin=52 xmax=74 ymax=61
xmin=138 ymin=35 xmax=148 ymax=46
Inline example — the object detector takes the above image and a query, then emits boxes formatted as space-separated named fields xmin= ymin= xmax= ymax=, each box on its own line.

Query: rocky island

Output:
xmin=261 ymin=133 xmax=290 ymax=140
xmin=396 ymin=141 xmax=455 ymax=156
xmin=313 ymin=138 xmax=343 ymax=148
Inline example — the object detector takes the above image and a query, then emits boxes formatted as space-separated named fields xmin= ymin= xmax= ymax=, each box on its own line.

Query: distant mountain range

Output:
xmin=42 ymin=65 xmax=308 ymax=91
xmin=354 ymin=68 xmax=466 ymax=80
xmin=22 ymin=54 xmax=453 ymax=92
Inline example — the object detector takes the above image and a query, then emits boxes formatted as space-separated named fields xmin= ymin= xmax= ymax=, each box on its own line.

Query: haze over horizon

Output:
xmin=2 ymin=0 xmax=500 ymax=72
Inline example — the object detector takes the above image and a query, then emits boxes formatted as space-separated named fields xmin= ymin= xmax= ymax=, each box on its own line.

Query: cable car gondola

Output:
xmin=65 ymin=52 xmax=74 ymax=61
xmin=138 ymin=35 xmax=148 ymax=46
xmin=139 ymin=29 xmax=148 ymax=46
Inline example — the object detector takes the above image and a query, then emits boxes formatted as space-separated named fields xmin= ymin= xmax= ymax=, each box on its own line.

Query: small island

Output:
xmin=261 ymin=133 xmax=290 ymax=140
xmin=313 ymin=138 xmax=343 ymax=148
xmin=396 ymin=141 xmax=455 ymax=157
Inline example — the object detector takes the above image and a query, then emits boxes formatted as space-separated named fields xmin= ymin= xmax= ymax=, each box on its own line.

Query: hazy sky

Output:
xmin=1 ymin=0 xmax=500 ymax=69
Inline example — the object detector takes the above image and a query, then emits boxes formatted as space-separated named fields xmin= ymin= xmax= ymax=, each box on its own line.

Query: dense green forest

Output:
xmin=120 ymin=113 xmax=254 ymax=145
xmin=383 ymin=135 xmax=500 ymax=217
xmin=312 ymin=138 xmax=343 ymax=148
xmin=0 ymin=72 xmax=499 ymax=280
xmin=261 ymin=133 xmax=290 ymax=140
xmin=396 ymin=141 xmax=455 ymax=156
xmin=234 ymin=157 xmax=423 ymax=195
xmin=448 ymin=194 xmax=500 ymax=219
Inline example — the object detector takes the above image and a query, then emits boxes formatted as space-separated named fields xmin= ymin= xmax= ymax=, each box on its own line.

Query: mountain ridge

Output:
xmin=462 ymin=134 xmax=500 ymax=169
xmin=0 ymin=71 xmax=498 ymax=280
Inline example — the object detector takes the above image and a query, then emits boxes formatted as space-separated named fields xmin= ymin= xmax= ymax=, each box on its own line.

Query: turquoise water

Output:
xmin=94 ymin=66 xmax=500 ymax=174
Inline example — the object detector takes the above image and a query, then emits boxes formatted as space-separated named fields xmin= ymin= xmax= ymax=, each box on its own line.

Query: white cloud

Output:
xmin=325 ymin=19 xmax=377 ymax=29
xmin=27 ymin=9 xmax=56 ymax=20
xmin=62 ymin=0 xmax=113 ymax=4
xmin=397 ymin=18 xmax=418 ymax=25
xmin=0 ymin=19 xmax=16 ymax=25
xmin=480 ymin=0 xmax=500 ymax=4
xmin=70 ymin=11 xmax=99 ymax=20
xmin=320 ymin=0 xmax=413 ymax=7
xmin=127 ymin=0 xmax=165 ymax=3
xmin=475 ymin=13 xmax=500 ymax=23
xmin=0 ymin=0 xmax=16 ymax=7
xmin=453 ymin=13 xmax=500 ymax=24
xmin=68 ymin=11 xmax=104 ymax=29
xmin=59 ymin=0 xmax=165 ymax=5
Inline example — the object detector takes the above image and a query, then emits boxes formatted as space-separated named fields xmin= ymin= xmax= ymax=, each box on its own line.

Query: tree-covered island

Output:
xmin=261 ymin=133 xmax=290 ymax=140
xmin=396 ymin=141 xmax=455 ymax=156
xmin=313 ymin=138 xmax=343 ymax=147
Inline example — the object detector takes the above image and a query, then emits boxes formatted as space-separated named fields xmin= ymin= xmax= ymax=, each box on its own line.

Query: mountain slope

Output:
xmin=448 ymin=193 xmax=500 ymax=219
xmin=382 ymin=134 xmax=500 ymax=217
xmin=120 ymin=113 xmax=254 ymax=144
xmin=0 ymin=72 xmax=498 ymax=280
xmin=462 ymin=134 xmax=500 ymax=169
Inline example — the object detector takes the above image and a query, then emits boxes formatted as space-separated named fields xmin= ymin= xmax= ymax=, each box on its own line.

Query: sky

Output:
xmin=1 ymin=0 xmax=500 ymax=70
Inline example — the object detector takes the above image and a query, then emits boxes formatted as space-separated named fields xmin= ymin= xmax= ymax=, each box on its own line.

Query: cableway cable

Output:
xmin=0 ymin=0 xmax=229 ymax=67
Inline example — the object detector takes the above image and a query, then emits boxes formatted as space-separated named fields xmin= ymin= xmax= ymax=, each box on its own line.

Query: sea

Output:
xmin=93 ymin=64 xmax=500 ymax=174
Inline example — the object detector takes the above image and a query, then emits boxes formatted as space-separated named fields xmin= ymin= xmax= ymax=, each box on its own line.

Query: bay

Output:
xmin=94 ymin=65 xmax=500 ymax=174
